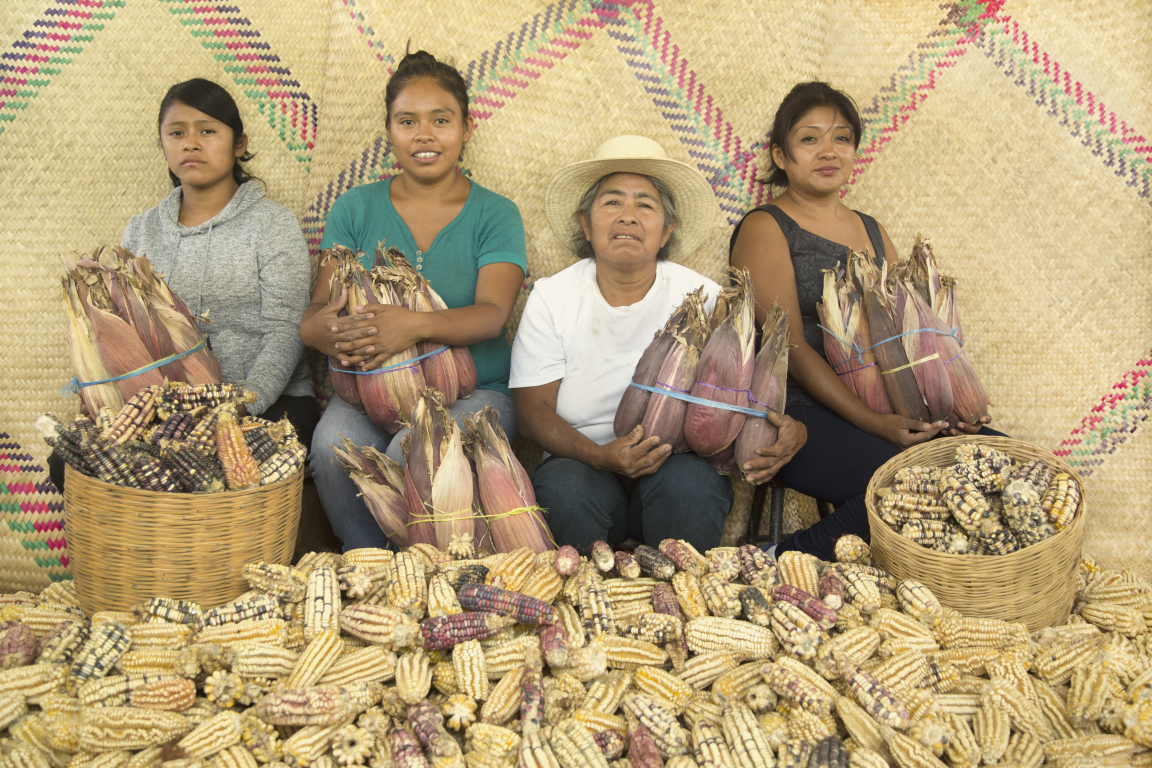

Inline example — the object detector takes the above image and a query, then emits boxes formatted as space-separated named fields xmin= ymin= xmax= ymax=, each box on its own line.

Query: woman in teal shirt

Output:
xmin=301 ymin=49 xmax=527 ymax=551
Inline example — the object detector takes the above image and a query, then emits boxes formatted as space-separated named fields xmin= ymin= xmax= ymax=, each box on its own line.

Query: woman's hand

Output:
xmin=742 ymin=411 xmax=807 ymax=485
xmin=942 ymin=415 xmax=991 ymax=437
xmin=349 ymin=304 xmax=430 ymax=370
xmin=299 ymin=287 xmax=379 ymax=364
xmin=594 ymin=426 xmax=672 ymax=478
xmin=868 ymin=413 xmax=949 ymax=449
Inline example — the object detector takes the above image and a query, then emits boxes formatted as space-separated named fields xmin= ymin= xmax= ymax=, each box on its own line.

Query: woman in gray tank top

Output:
xmin=729 ymin=82 xmax=999 ymax=561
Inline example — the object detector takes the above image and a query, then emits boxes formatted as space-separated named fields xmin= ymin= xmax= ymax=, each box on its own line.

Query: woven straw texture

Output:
xmin=866 ymin=436 xmax=1085 ymax=630
xmin=2 ymin=1 xmax=1149 ymax=578
xmin=63 ymin=466 xmax=302 ymax=614
xmin=0 ymin=433 xmax=69 ymax=592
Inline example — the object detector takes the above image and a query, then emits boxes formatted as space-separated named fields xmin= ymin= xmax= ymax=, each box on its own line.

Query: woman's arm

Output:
xmin=731 ymin=211 xmax=945 ymax=449
xmin=299 ymin=253 xmax=380 ymax=366
xmin=513 ymin=382 xmax=671 ymax=478
xmin=351 ymin=262 xmax=524 ymax=369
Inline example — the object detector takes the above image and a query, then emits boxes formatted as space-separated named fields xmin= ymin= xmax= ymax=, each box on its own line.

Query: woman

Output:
xmin=301 ymin=50 xmax=527 ymax=552
xmin=730 ymin=82 xmax=1000 ymax=560
xmin=511 ymin=136 xmax=807 ymax=553
xmin=49 ymin=78 xmax=315 ymax=493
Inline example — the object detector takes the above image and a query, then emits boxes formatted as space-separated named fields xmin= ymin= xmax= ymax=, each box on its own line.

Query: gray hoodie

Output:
xmin=122 ymin=181 xmax=312 ymax=415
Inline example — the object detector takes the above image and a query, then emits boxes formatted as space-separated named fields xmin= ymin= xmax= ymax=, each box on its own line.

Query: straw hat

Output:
xmin=544 ymin=135 xmax=719 ymax=259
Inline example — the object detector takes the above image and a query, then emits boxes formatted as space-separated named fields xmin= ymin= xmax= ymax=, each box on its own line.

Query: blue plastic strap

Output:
xmin=817 ymin=324 xmax=965 ymax=369
xmin=630 ymin=382 xmax=776 ymax=419
xmin=329 ymin=345 xmax=450 ymax=376
xmin=59 ymin=339 xmax=208 ymax=399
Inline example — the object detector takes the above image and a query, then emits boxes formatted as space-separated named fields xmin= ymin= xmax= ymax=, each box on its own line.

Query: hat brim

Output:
xmin=543 ymin=156 xmax=719 ymax=260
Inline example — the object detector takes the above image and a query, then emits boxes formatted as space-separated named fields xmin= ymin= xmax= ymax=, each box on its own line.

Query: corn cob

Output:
xmin=698 ymin=575 xmax=741 ymax=619
xmin=454 ymin=639 xmax=490 ymax=701
xmin=632 ymin=547 xmax=675 ymax=581
xmin=550 ymin=546 xmax=579 ymax=578
xmin=544 ymin=673 xmax=586 ymax=725
xmin=759 ymin=661 xmax=833 ymax=716
xmin=588 ymin=541 xmax=614 ymax=573
xmin=259 ymin=442 xmax=307 ymax=486
xmin=939 ymin=470 xmax=998 ymax=535
xmin=735 ymin=545 xmax=773 ymax=586
xmin=198 ymin=596 xmax=282 ymax=631
xmin=735 ymin=587 xmax=771 ymax=629
xmin=1042 ymin=472 xmax=1080 ymax=531
xmin=770 ymin=584 xmax=837 ymax=630
xmin=776 ymin=551 xmax=819 ymax=595
xmin=212 ymin=411 xmax=260 ymax=490
xmin=479 ymin=666 xmax=525 ymax=726
xmin=671 ymin=573 xmax=710 ymax=622
xmin=484 ymin=548 xmax=536 ymax=593
xmin=598 ymin=635 xmax=666 ymax=670
xmin=282 ymin=629 xmax=343 ymax=689
xmin=520 ymin=566 xmax=564 ymax=606
xmin=625 ymin=725 xmax=663 ymax=768
xmin=77 ymin=706 xmax=191 ymax=752
xmin=841 ymin=569 xmax=882 ymax=615
xmin=579 ymin=670 xmax=631 ymax=715
xmin=386 ymin=554 xmax=427 ymax=622
xmin=159 ymin=441 xmax=226 ymax=494
xmin=684 ymin=617 xmax=778 ymax=659
xmin=242 ymin=563 xmax=307 ymax=602
xmin=128 ymin=454 xmax=182 ymax=492
xmin=767 ymin=602 xmax=824 ymax=660
xmin=682 ymin=691 xmax=724 ymax=730
xmin=81 ymin=432 xmax=143 ymax=488
xmin=454 ymin=583 xmax=557 ymax=626
xmin=576 ymin=569 xmax=615 ymax=640
xmin=103 ymin=388 xmax=160 ymax=446
xmin=254 ymin=685 xmax=363 ymax=727
xmin=1082 ymin=603 xmax=1148 ymax=636
xmin=178 ymin=712 xmax=244 ymax=759
xmin=418 ymin=613 xmax=516 ymax=652
xmin=658 ymin=540 xmax=708 ymax=577
xmin=339 ymin=604 xmax=419 ymax=650
xmin=610 ymin=551 xmax=640 ymax=580
xmin=935 ymin=615 xmax=1027 ymax=650
xmin=884 ymin=730 xmax=947 ymax=768
xmin=590 ymin=730 xmax=624 ymax=761
xmin=690 ymin=719 xmax=733 ymax=768
xmin=571 ymin=710 xmax=626 ymax=737
xmin=784 ymin=703 xmax=832 ymax=742
xmin=394 ymin=649 xmax=432 ymax=705
xmin=629 ymin=667 xmax=691 ymax=715
xmin=67 ymin=621 xmax=130 ymax=694
xmin=620 ymin=693 xmax=689 ymax=758
xmin=836 ymin=658 xmax=909 ymax=730
xmin=705 ymin=548 xmax=741 ymax=582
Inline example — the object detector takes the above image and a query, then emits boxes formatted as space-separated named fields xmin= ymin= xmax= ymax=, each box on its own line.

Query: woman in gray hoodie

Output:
xmin=49 ymin=79 xmax=315 ymax=492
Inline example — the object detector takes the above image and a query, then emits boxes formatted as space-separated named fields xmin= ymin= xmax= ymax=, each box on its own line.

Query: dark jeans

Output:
xmin=773 ymin=401 xmax=1006 ymax=561
xmin=533 ymin=453 xmax=734 ymax=554
xmin=48 ymin=394 xmax=319 ymax=495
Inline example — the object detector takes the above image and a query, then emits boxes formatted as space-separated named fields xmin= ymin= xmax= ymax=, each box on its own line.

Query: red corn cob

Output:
xmin=658 ymin=539 xmax=705 ymax=576
xmin=627 ymin=725 xmax=665 ymax=768
xmin=614 ymin=550 xmax=641 ymax=580
xmin=817 ymin=570 xmax=846 ymax=610
xmin=418 ymin=612 xmax=516 ymax=651
xmin=771 ymin=584 xmax=838 ymax=630
xmin=456 ymin=583 xmax=557 ymax=625
xmin=554 ymin=545 xmax=580 ymax=577
xmin=391 ymin=728 xmax=430 ymax=768
xmin=539 ymin=623 xmax=571 ymax=668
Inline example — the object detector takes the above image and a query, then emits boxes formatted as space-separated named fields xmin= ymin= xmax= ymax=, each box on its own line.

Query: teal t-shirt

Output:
xmin=320 ymin=177 xmax=527 ymax=394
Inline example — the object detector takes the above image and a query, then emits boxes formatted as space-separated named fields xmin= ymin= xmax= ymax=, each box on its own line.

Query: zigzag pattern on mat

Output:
xmin=156 ymin=0 xmax=318 ymax=165
xmin=1055 ymin=352 xmax=1152 ymax=477
xmin=0 ymin=432 xmax=70 ymax=584
xmin=0 ymin=0 xmax=125 ymax=136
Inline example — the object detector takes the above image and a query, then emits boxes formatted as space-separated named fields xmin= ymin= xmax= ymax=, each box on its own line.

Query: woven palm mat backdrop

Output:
xmin=1 ymin=0 xmax=1149 ymax=588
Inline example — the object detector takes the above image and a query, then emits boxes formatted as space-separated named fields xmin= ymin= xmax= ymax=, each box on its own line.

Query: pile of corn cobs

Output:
xmin=875 ymin=444 xmax=1082 ymax=556
xmin=39 ymin=382 xmax=306 ymax=493
xmin=0 ymin=535 xmax=1150 ymax=768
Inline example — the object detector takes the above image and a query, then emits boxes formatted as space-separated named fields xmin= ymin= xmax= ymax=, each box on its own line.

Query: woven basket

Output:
xmin=63 ymin=466 xmax=302 ymax=615
xmin=865 ymin=436 xmax=1085 ymax=631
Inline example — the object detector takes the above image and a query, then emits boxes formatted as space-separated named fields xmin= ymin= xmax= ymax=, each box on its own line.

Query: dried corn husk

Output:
xmin=465 ymin=408 xmax=554 ymax=553
xmin=855 ymin=257 xmax=930 ymax=423
xmin=734 ymin=304 xmax=788 ymax=474
xmin=639 ymin=295 xmax=710 ymax=452
xmin=817 ymin=266 xmax=892 ymax=416
xmin=403 ymin=389 xmax=478 ymax=549
xmin=894 ymin=280 xmax=953 ymax=423
xmin=335 ymin=438 xmax=411 ymax=547
xmin=684 ymin=271 xmax=755 ymax=458
xmin=614 ymin=288 xmax=701 ymax=438
xmin=326 ymin=246 xmax=425 ymax=431
xmin=373 ymin=247 xmax=477 ymax=403
xmin=63 ymin=247 xmax=223 ymax=413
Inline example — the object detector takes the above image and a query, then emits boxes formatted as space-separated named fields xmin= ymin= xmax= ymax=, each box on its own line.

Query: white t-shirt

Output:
xmin=510 ymin=258 xmax=720 ymax=446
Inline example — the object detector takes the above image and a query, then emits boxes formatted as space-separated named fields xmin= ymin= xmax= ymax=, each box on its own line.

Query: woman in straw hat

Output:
xmin=730 ymin=82 xmax=1002 ymax=560
xmin=511 ymin=136 xmax=807 ymax=552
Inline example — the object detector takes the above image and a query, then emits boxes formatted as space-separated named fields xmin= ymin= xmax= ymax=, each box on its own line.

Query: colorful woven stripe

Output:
xmin=974 ymin=9 xmax=1152 ymax=202
xmin=157 ymin=0 xmax=318 ymax=165
xmin=1054 ymin=353 xmax=1152 ymax=477
xmin=341 ymin=0 xmax=394 ymax=63
xmin=0 ymin=432 xmax=70 ymax=581
xmin=0 ymin=0 xmax=125 ymax=136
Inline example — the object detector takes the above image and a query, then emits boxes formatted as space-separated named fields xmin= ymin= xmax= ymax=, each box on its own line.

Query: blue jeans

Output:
xmin=532 ymin=453 xmax=733 ymax=553
xmin=310 ymin=389 xmax=517 ymax=552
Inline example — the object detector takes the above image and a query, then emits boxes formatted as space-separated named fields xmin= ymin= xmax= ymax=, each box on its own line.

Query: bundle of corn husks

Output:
xmin=2 ymin=536 xmax=1148 ymax=768
xmin=683 ymin=271 xmax=757 ymax=463
xmin=876 ymin=443 xmax=1081 ymax=555
xmin=817 ymin=264 xmax=892 ymax=416
xmin=37 ymin=382 xmax=305 ymax=493
xmin=838 ymin=241 xmax=990 ymax=427
xmin=373 ymin=247 xmax=478 ymax=408
xmin=325 ymin=247 xmax=425 ymax=432
xmin=731 ymin=303 xmax=790 ymax=479
xmin=62 ymin=247 xmax=222 ymax=416
xmin=340 ymin=398 xmax=554 ymax=554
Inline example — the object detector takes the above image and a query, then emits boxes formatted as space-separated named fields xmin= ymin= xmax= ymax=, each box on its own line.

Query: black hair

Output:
xmin=760 ymin=82 xmax=862 ymax=189
xmin=385 ymin=47 xmax=470 ymax=126
xmin=570 ymin=174 xmax=678 ymax=261
xmin=158 ymin=78 xmax=257 ymax=188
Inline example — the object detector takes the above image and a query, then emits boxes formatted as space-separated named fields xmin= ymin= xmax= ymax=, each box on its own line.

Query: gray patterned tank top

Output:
xmin=729 ymin=204 xmax=885 ymax=405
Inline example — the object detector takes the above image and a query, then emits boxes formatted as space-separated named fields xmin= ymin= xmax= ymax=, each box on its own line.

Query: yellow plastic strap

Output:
xmin=879 ymin=352 xmax=940 ymax=376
